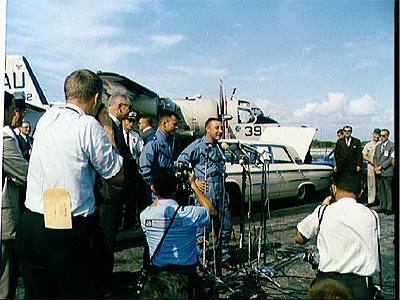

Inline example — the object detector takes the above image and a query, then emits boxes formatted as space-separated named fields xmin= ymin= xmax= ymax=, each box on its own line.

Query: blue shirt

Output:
xmin=140 ymin=199 xmax=210 ymax=267
xmin=177 ymin=136 xmax=225 ymax=182
xmin=139 ymin=127 xmax=175 ymax=186
xmin=25 ymin=104 xmax=123 ymax=217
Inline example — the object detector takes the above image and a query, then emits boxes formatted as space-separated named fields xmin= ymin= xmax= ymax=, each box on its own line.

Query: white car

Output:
xmin=221 ymin=139 xmax=333 ymax=213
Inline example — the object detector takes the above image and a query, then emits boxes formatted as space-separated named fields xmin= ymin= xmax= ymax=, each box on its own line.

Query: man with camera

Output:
xmin=295 ymin=170 xmax=380 ymax=299
xmin=140 ymin=167 xmax=216 ymax=297
xmin=15 ymin=69 xmax=124 ymax=298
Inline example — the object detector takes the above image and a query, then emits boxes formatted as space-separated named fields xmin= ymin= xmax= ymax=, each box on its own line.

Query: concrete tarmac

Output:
xmin=15 ymin=191 xmax=396 ymax=298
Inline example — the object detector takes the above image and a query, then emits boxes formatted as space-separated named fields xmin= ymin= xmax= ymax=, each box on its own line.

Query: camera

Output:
xmin=174 ymin=162 xmax=193 ymax=205
xmin=303 ymin=249 xmax=320 ymax=270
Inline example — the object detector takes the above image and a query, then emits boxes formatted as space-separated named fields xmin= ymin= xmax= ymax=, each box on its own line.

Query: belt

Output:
xmin=317 ymin=271 xmax=372 ymax=280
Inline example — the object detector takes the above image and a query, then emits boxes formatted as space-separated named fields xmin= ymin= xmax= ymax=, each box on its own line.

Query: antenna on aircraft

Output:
xmin=230 ymin=88 xmax=237 ymax=100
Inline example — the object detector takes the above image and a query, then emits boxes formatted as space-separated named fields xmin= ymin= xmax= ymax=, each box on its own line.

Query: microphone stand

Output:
xmin=215 ymin=144 xmax=227 ymax=278
xmin=239 ymin=156 xmax=247 ymax=269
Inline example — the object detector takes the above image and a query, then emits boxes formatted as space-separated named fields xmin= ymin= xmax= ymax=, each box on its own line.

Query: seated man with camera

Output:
xmin=140 ymin=167 xmax=216 ymax=297
xmin=295 ymin=170 xmax=380 ymax=299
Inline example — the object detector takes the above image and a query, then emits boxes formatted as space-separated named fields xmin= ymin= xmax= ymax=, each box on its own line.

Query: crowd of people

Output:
xmin=334 ymin=125 xmax=394 ymax=215
xmin=1 ymin=69 xmax=394 ymax=299
xmin=1 ymin=69 xmax=234 ymax=299
xmin=295 ymin=125 xmax=394 ymax=299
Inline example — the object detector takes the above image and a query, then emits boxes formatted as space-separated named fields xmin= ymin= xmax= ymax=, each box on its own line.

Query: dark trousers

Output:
xmin=98 ymin=203 xmax=123 ymax=281
xmin=15 ymin=209 xmax=98 ymax=299
xmin=376 ymin=175 xmax=393 ymax=211
xmin=313 ymin=271 xmax=374 ymax=299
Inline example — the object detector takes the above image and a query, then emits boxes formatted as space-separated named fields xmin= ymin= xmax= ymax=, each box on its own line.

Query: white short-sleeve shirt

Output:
xmin=297 ymin=197 xmax=380 ymax=276
xmin=25 ymin=104 xmax=123 ymax=217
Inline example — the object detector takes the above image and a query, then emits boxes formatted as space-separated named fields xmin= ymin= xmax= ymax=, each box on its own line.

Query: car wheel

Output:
xmin=297 ymin=185 xmax=312 ymax=201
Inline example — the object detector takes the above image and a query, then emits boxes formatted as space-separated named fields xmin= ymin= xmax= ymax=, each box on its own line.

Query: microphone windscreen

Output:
xmin=221 ymin=142 xmax=230 ymax=150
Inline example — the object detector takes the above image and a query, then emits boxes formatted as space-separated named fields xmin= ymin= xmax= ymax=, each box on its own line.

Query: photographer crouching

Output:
xmin=140 ymin=167 xmax=216 ymax=298
xmin=295 ymin=170 xmax=380 ymax=299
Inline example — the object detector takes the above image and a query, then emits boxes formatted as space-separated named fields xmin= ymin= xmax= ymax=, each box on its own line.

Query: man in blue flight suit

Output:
xmin=139 ymin=110 xmax=179 ymax=203
xmin=140 ymin=167 xmax=216 ymax=298
xmin=177 ymin=117 xmax=235 ymax=271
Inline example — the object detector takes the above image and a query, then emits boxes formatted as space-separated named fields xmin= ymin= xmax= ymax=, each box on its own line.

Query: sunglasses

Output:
xmin=380 ymin=134 xmax=387 ymax=137
xmin=343 ymin=130 xmax=351 ymax=133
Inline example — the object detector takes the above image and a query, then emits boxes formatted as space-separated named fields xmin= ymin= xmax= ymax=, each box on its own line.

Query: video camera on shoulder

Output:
xmin=174 ymin=162 xmax=194 ymax=206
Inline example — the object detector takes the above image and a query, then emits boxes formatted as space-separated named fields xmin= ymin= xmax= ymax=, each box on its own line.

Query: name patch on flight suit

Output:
xmin=145 ymin=218 xmax=182 ymax=228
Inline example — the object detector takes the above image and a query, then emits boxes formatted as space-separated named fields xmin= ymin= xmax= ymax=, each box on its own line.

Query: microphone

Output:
xmin=216 ymin=143 xmax=227 ymax=161
xmin=221 ymin=142 xmax=243 ymax=161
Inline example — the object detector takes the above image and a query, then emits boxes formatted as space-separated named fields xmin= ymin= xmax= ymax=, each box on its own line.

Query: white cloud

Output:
xmin=293 ymin=92 xmax=346 ymax=120
xmin=253 ymin=98 xmax=287 ymax=123
xmin=149 ymin=34 xmax=185 ymax=48
xmin=348 ymin=95 xmax=378 ymax=116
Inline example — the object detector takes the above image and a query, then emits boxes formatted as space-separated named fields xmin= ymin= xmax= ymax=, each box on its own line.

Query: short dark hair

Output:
xmin=343 ymin=125 xmax=352 ymax=132
xmin=333 ymin=170 xmax=362 ymax=196
xmin=5 ymin=92 xmax=14 ymax=110
xmin=336 ymin=129 xmax=344 ymax=135
xmin=159 ymin=110 xmax=179 ymax=124
xmin=64 ymin=69 xmax=103 ymax=102
xmin=153 ymin=167 xmax=179 ymax=198
xmin=205 ymin=117 xmax=222 ymax=128
xmin=140 ymin=271 xmax=188 ymax=299
xmin=381 ymin=128 xmax=390 ymax=136
xmin=307 ymin=279 xmax=355 ymax=299
xmin=140 ymin=116 xmax=152 ymax=126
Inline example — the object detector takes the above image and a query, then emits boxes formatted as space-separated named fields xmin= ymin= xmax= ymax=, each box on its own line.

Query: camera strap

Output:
xmin=370 ymin=209 xmax=383 ymax=293
xmin=317 ymin=205 xmax=328 ymax=228
xmin=149 ymin=205 xmax=182 ymax=265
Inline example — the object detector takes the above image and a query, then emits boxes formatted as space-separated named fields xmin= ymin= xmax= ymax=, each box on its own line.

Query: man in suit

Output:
xmin=97 ymin=92 xmax=138 ymax=293
xmin=334 ymin=125 xmax=363 ymax=172
xmin=16 ymin=121 xmax=34 ymax=161
xmin=1 ymin=92 xmax=29 ymax=299
xmin=121 ymin=112 xmax=142 ymax=229
xmin=373 ymin=129 xmax=394 ymax=215
xmin=138 ymin=116 xmax=156 ymax=144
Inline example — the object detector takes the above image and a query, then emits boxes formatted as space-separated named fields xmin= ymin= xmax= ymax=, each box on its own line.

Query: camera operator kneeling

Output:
xmin=295 ymin=170 xmax=380 ymax=299
xmin=140 ymin=167 xmax=216 ymax=298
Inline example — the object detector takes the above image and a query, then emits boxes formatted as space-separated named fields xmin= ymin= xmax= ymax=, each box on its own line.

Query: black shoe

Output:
xmin=366 ymin=203 xmax=375 ymax=208
xmin=385 ymin=210 xmax=393 ymax=216
xmin=375 ymin=209 xmax=386 ymax=214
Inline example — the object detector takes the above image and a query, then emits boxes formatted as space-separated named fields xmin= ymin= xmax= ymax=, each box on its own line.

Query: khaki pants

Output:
xmin=367 ymin=164 xmax=377 ymax=204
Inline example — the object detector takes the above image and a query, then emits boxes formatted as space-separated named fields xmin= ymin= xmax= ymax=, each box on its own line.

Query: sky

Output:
xmin=5 ymin=0 xmax=395 ymax=141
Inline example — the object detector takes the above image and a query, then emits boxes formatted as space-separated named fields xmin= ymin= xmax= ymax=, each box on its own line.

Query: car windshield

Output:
xmin=224 ymin=143 xmax=294 ymax=164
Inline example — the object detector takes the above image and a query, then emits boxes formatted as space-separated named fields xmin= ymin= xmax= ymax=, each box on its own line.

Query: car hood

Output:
xmin=259 ymin=127 xmax=317 ymax=162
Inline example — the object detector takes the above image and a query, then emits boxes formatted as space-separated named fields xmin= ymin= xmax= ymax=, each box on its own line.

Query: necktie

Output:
xmin=346 ymin=138 xmax=350 ymax=147
xmin=126 ymin=131 xmax=130 ymax=147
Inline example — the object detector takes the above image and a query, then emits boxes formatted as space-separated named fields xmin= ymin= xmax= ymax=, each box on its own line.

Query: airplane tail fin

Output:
xmin=219 ymin=77 xmax=224 ymax=118
xmin=5 ymin=55 xmax=50 ymax=129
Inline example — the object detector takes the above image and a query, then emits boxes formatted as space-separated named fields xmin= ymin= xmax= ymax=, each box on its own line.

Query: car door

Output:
xmin=269 ymin=145 xmax=301 ymax=198
xmin=247 ymin=145 xmax=282 ymax=200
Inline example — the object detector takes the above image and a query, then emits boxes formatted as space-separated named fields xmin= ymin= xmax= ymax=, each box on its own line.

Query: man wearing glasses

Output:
xmin=96 ymin=92 xmax=137 ymax=295
xmin=334 ymin=126 xmax=363 ymax=172
xmin=373 ymin=129 xmax=394 ymax=215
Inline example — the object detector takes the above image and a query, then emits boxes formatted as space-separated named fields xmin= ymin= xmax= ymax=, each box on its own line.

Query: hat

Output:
xmin=373 ymin=128 xmax=381 ymax=134
xmin=127 ymin=110 xmax=138 ymax=120
xmin=12 ymin=91 xmax=26 ymax=110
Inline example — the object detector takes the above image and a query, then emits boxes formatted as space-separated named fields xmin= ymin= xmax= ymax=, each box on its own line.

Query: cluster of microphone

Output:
xmin=220 ymin=142 xmax=271 ymax=165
